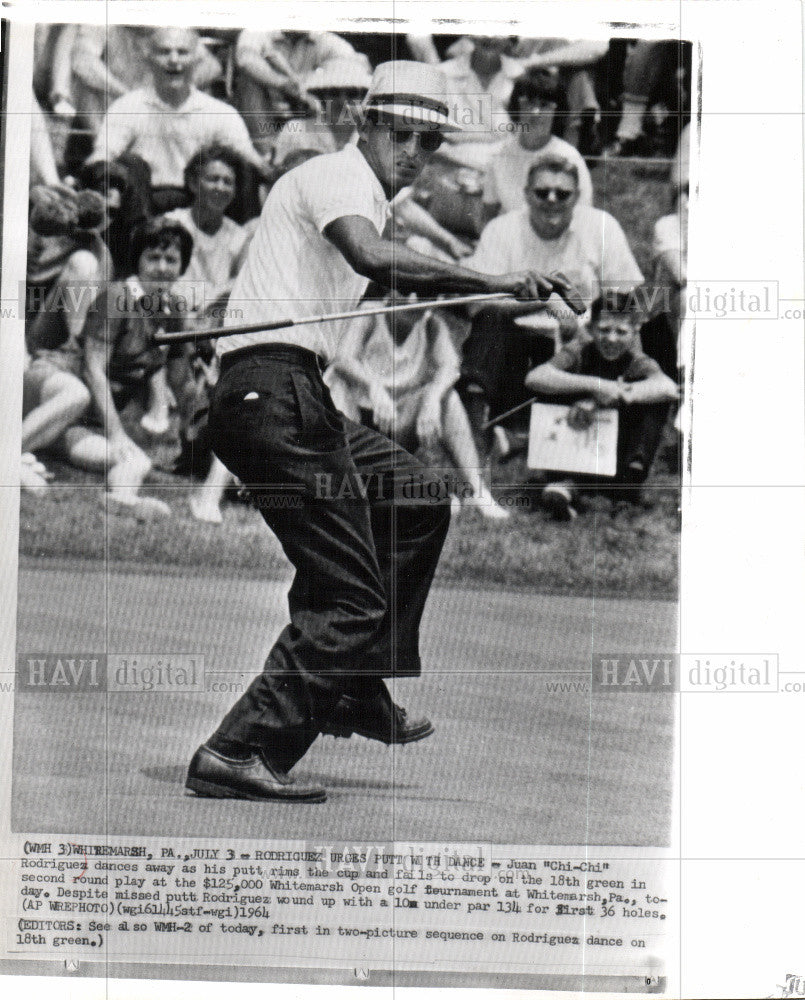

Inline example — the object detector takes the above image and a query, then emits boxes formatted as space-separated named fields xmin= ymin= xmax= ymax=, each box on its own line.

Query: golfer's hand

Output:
xmin=416 ymin=395 xmax=442 ymax=449
xmin=496 ymin=271 xmax=556 ymax=301
xmin=301 ymin=91 xmax=322 ymax=115
xmin=592 ymin=381 xmax=621 ymax=407
xmin=547 ymin=271 xmax=588 ymax=315
xmin=369 ymin=383 xmax=395 ymax=436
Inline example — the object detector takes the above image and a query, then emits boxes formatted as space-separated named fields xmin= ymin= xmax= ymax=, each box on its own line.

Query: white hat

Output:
xmin=363 ymin=60 xmax=464 ymax=132
xmin=304 ymin=57 xmax=372 ymax=94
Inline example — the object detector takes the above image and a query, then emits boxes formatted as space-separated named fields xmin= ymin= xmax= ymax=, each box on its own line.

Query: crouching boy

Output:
xmin=525 ymin=289 xmax=679 ymax=519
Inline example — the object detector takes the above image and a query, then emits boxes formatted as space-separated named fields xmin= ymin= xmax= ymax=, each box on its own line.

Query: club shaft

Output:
xmin=482 ymin=397 xmax=538 ymax=430
xmin=153 ymin=292 xmax=513 ymax=346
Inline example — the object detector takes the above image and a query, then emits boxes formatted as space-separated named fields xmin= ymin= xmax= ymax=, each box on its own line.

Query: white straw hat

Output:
xmin=363 ymin=60 xmax=464 ymax=132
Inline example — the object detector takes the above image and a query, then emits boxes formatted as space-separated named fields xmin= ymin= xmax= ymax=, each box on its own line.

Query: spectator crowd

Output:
xmin=23 ymin=26 xmax=690 ymax=524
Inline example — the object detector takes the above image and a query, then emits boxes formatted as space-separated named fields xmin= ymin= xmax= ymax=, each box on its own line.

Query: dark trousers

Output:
xmin=461 ymin=308 xmax=554 ymax=430
xmin=206 ymin=344 xmax=451 ymax=770
xmin=614 ymin=401 xmax=669 ymax=481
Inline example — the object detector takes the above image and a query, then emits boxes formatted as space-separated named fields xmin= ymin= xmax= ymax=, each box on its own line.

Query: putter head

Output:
xmin=548 ymin=271 xmax=587 ymax=315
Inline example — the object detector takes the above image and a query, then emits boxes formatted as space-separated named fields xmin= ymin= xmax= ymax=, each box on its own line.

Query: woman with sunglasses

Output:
xmin=482 ymin=68 xmax=593 ymax=220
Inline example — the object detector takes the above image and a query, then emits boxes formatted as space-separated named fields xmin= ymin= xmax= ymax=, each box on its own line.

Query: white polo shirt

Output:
xmin=166 ymin=208 xmax=248 ymax=306
xmin=468 ymin=205 xmax=643 ymax=309
xmin=90 ymin=86 xmax=260 ymax=187
xmin=221 ymin=143 xmax=389 ymax=362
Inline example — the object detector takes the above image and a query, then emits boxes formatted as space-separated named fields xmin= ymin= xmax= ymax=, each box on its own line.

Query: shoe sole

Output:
xmin=542 ymin=491 xmax=577 ymax=521
xmin=323 ymin=721 xmax=435 ymax=744
xmin=185 ymin=775 xmax=326 ymax=803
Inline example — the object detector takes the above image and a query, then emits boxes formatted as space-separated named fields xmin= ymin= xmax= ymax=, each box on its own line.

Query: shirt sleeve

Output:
xmin=235 ymin=30 xmax=269 ymax=61
xmin=304 ymin=159 xmax=385 ymax=234
xmin=625 ymin=351 xmax=661 ymax=381
xmin=89 ymin=94 xmax=135 ymax=164
xmin=316 ymin=32 xmax=358 ymax=62
xmin=652 ymin=214 xmax=680 ymax=258
xmin=211 ymin=105 xmax=261 ymax=167
xmin=600 ymin=211 xmax=644 ymax=290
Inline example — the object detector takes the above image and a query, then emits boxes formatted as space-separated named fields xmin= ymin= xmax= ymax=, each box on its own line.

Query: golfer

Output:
xmin=186 ymin=61 xmax=559 ymax=803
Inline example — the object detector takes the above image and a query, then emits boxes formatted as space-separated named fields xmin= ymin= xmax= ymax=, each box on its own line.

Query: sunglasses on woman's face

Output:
xmin=390 ymin=129 xmax=444 ymax=153
xmin=531 ymin=186 xmax=575 ymax=203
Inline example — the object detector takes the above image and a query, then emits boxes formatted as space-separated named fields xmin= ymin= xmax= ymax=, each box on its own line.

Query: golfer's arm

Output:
xmin=469 ymin=298 xmax=546 ymax=318
xmin=324 ymin=215 xmax=510 ymax=297
xmin=525 ymin=362 xmax=598 ymax=396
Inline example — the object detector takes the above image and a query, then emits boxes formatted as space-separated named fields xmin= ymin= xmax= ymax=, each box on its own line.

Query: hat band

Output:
xmin=366 ymin=92 xmax=449 ymax=119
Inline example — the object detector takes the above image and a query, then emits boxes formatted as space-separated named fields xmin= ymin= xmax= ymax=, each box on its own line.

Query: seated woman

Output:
xmin=167 ymin=143 xmax=249 ymax=304
xmin=22 ymin=184 xmax=114 ymax=491
xmin=65 ymin=216 xmax=193 ymax=516
xmin=482 ymin=67 xmax=593 ymax=219
xmin=167 ymin=142 xmax=250 ymax=523
xmin=326 ymin=292 xmax=510 ymax=521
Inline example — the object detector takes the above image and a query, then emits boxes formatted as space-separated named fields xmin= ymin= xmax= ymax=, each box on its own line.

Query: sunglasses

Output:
xmin=390 ymin=129 xmax=444 ymax=153
xmin=531 ymin=186 xmax=575 ymax=203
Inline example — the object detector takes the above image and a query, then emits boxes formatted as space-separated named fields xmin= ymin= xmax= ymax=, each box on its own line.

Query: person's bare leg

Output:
xmin=21 ymin=371 xmax=90 ymax=453
xmin=64 ymin=426 xmax=171 ymax=516
xmin=141 ymin=367 xmax=173 ymax=435
xmin=189 ymin=455 xmax=232 ymax=525
xmin=440 ymin=390 xmax=509 ymax=520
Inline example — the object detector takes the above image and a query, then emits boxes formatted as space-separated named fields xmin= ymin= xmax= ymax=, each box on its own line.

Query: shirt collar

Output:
xmin=143 ymin=84 xmax=204 ymax=114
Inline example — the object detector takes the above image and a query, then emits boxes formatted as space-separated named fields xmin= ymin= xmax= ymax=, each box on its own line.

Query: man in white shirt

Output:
xmin=235 ymin=30 xmax=359 ymax=153
xmin=70 ymin=24 xmax=222 ymax=129
xmin=186 ymin=61 xmax=562 ymax=804
xmin=89 ymin=27 xmax=269 ymax=211
xmin=439 ymin=36 xmax=522 ymax=166
xmin=461 ymin=150 xmax=642 ymax=449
